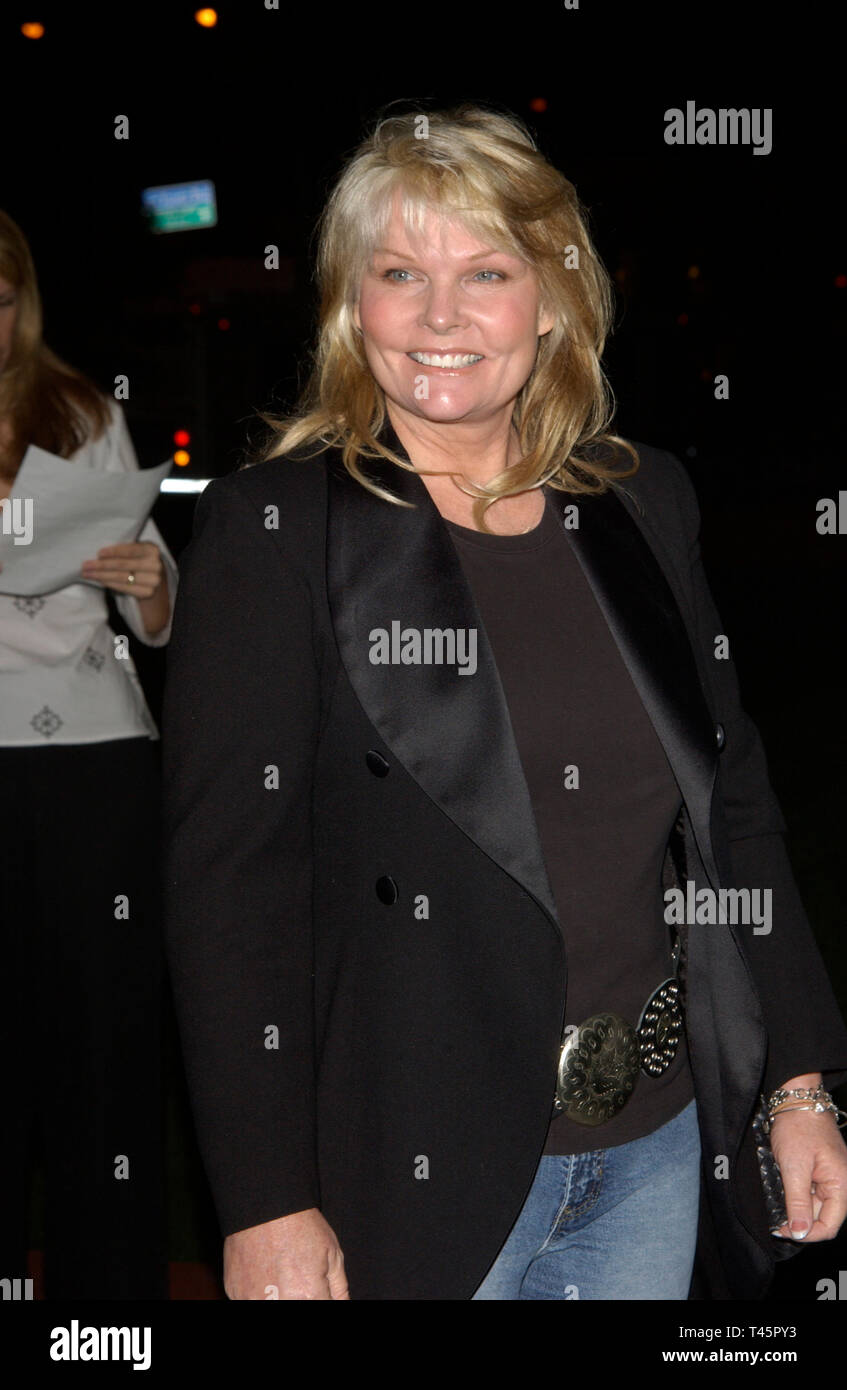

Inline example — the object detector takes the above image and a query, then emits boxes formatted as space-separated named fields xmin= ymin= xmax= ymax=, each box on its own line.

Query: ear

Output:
xmin=537 ymin=304 xmax=555 ymax=337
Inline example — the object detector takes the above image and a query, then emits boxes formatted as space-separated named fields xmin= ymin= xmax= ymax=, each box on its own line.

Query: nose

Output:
xmin=420 ymin=278 xmax=470 ymax=335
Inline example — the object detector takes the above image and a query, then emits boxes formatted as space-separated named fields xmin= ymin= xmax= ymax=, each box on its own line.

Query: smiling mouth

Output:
xmin=407 ymin=352 xmax=484 ymax=369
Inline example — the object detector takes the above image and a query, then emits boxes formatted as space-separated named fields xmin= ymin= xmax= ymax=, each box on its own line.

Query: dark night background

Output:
xmin=5 ymin=1 xmax=845 ymax=1307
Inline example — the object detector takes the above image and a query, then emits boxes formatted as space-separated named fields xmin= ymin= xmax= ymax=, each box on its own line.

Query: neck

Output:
xmin=384 ymin=401 xmax=521 ymax=484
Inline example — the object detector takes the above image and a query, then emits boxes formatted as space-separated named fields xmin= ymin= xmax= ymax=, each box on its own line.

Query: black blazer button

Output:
xmin=375 ymin=875 xmax=398 ymax=904
xmin=715 ymin=722 xmax=726 ymax=751
xmin=366 ymin=750 xmax=390 ymax=777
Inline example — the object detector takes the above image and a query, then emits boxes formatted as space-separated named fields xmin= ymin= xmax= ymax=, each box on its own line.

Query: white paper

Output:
xmin=0 ymin=446 xmax=172 ymax=597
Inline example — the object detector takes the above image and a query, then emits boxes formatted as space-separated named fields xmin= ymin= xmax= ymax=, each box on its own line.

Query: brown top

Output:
xmin=444 ymin=490 xmax=695 ymax=1154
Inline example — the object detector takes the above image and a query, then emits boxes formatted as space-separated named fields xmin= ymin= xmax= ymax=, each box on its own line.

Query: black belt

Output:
xmin=552 ymin=932 xmax=684 ymax=1126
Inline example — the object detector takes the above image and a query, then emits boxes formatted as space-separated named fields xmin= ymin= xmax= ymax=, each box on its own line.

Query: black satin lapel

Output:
xmin=325 ymin=436 xmax=561 ymax=937
xmin=551 ymin=486 xmax=721 ymax=887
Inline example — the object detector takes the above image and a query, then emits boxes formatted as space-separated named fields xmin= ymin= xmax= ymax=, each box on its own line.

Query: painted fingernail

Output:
xmin=789 ymin=1219 xmax=810 ymax=1239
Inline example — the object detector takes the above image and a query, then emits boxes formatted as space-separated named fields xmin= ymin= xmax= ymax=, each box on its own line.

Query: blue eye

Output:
xmin=379 ymin=267 xmax=505 ymax=284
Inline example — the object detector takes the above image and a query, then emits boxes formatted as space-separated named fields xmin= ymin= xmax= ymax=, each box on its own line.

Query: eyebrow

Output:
xmin=371 ymin=246 xmax=515 ymax=261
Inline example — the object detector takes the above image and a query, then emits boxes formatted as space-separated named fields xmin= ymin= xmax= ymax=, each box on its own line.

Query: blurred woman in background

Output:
xmin=0 ymin=209 xmax=177 ymax=1299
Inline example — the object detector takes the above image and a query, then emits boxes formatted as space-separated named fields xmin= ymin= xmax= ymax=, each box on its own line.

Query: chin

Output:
xmin=411 ymin=403 xmax=483 ymax=424
xmin=395 ymin=388 xmax=483 ymax=415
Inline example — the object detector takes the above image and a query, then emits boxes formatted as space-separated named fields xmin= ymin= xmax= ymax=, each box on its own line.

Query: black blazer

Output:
xmin=161 ymin=423 xmax=847 ymax=1300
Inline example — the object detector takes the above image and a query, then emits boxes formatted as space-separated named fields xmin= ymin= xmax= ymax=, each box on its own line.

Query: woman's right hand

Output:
xmin=223 ymin=1208 xmax=350 ymax=1300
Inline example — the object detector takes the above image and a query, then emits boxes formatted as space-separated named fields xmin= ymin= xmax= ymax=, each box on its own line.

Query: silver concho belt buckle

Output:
xmin=553 ymin=980 xmax=685 ymax=1125
xmin=553 ymin=1013 xmax=640 ymax=1126
xmin=637 ymin=978 xmax=684 ymax=1077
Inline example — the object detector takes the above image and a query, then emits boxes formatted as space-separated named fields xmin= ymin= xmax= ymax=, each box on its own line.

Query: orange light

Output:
xmin=173 ymin=429 xmax=191 ymax=447
xmin=687 ymin=265 xmax=701 ymax=279
xmin=194 ymin=8 xmax=218 ymax=26
xmin=21 ymin=22 xmax=45 ymax=38
xmin=173 ymin=450 xmax=191 ymax=467
xmin=217 ymin=317 xmax=230 ymax=331
xmin=529 ymin=97 xmax=548 ymax=113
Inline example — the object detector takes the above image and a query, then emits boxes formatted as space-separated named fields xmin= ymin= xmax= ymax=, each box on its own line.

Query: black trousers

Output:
xmin=0 ymin=735 xmax=167 ymax=1299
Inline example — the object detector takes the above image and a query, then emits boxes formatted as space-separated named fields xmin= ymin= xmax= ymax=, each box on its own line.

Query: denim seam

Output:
xmin=535 ymin=1156 xmax=576 ymax=1256
xmin=551 ymin=1150 xmax=605 ymax=1232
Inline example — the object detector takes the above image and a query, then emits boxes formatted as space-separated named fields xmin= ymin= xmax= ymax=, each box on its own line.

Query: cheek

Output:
xmin=358 ymin=286 xmax=404 ymax=342
xmin=483 ymin=294 xmax=541 ymax=348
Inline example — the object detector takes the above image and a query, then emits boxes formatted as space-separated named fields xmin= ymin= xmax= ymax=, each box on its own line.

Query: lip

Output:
xmin=406 ymin=351 xmax=485 ymax=372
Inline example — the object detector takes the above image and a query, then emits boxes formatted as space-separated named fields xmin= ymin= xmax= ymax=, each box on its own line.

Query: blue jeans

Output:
xmin=472 ymin=1098 xmax=701 ymax=1299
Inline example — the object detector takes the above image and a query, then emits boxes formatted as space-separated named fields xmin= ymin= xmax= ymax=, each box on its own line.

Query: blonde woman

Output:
xmin=0 ymin=210 xmax=177 ymax=1298
xmin=162 ymin=107 xmax=847 ymax=1301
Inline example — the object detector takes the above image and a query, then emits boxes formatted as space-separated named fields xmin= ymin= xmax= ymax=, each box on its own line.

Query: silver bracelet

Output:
xmin=765 ymin=1085 xmax=847 ymax=1132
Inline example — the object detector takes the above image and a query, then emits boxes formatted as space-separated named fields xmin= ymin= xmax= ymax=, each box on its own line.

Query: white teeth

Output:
xmin=409 ymin=352 xmax=483 ymax=368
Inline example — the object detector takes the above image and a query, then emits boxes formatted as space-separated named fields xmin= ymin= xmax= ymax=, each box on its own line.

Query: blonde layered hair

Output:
xmin=0 ymin=210 xmax=110 ymax=481
xmin=254 ymin=104 xmax=638 ymax=529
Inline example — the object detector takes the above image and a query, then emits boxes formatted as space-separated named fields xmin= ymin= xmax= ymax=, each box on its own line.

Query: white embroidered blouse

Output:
xmin=0 ymin=398 xmax=178 ymax=745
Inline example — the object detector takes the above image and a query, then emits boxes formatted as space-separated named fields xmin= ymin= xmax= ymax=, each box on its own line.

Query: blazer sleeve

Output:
xmin=160 ymin=471 xmax=322 ymax=1236
xmin=661 ymin=448 xmax=847 ymax=1099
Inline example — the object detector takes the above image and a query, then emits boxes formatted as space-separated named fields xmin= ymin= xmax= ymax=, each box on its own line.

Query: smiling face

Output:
xmin=352 ymin=194 xmax=554 ymax=435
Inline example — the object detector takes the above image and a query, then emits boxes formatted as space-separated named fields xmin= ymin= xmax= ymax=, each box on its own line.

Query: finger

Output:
xmin=95 ymin=544 xmax=150 ymax=558
xmin=83 ymin=572 xmax=160 ymax=589
xmin=81 ymin=567 xmax=161 ymax=591
xmin=84 ymin=575 xmax=158 ymax=598
xmin=800 ymin=1191 xmax=847 ymax=1243
xmin=83 ymin=559 xmax=160 ymax=575
xmin=328 ymin=1260 xmax=349 ymax=1300
xmin=778 ymin=1161 xmax=816 ymax=1240
xmin=80 ymin=568 xmax=154 ymax=590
